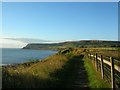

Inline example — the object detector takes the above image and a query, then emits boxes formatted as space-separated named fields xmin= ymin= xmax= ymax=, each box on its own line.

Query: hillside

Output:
xmin=23 ymin=40 xmax=120 ymax=50
xmin=2 ymin=48 xmax=111 ymax=88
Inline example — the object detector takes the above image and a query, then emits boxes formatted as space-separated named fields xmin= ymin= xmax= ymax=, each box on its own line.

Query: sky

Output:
xmin=1 ymin=2 xmax=118 ymax=48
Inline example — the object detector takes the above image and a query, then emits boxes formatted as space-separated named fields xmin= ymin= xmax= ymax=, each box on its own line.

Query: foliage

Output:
xmin=3 ymin=48 xmax=118 ymax=88
xmin=83 ymin=58 xmax=110 ymax=88
xmin=2 ymin=50 xmax=84 ymax=88
xmin=23 ymin=40 xmax=120 ymax=50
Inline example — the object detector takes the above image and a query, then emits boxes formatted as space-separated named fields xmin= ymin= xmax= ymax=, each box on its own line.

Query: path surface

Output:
xmin=71 ymin=55 xmax=89 ymax=88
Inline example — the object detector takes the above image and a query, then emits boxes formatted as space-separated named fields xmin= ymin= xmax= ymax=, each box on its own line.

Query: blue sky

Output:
xmin=2 ymin=2 xmax=118 ymax=42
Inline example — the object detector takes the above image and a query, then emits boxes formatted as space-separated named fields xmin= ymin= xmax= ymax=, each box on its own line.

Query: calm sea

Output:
xmin=1 ymin=48 xmax=57 ymax=65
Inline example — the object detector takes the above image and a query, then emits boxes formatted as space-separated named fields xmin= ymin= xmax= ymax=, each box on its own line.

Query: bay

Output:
xmin=1 ymin=48 xmax=57 ymax=65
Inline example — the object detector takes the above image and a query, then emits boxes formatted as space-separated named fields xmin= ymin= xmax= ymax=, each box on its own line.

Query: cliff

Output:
xmin=23 ymin=40 xmax=120 ymax=50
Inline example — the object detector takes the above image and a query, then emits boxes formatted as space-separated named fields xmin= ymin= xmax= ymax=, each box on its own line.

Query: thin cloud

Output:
xmin=3 ymin=38 xmax=57 ymax=43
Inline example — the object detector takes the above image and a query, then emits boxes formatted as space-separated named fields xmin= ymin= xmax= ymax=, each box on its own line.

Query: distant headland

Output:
xmin=23 ymin=40 xmax=120 ymax=50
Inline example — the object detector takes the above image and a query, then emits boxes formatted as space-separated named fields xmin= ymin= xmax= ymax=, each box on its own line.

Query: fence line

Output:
xmin=86 ymin=53 xmax=120 ymax=89
xmin=90 ymin=54 xmax=120 ymax=73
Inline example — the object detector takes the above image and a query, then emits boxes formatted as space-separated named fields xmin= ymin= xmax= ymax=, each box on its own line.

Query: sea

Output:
xmin=1 ymin=48 xmax=58 ymax=65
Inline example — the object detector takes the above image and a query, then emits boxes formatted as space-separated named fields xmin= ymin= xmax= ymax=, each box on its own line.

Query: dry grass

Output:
xmin=2 ymin=47 xmax=118 ymax=88
xmin=3 ymin=50 xmax=84 ymax=88
xmin=2 ymin=54 xmax=70 ymax=88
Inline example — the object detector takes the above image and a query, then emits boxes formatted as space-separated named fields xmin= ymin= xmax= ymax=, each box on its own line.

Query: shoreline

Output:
xmin=2 ymin=49 xmax=58 ymax=67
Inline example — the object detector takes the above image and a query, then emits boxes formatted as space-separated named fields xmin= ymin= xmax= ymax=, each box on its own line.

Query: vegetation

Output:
xmin=2 ymin=47 xmax=119 ymax=88
xmin=2 ymin=49 xmax=85 ymax=88
xmin=23 ymin=40 xmax=120 ymax=50
xmin=83 ymin=58 xmax=110 ymax=88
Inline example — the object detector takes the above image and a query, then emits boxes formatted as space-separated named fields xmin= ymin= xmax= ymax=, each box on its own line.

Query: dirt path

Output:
xmin=70 ymin=55 xmax=89 ymax=88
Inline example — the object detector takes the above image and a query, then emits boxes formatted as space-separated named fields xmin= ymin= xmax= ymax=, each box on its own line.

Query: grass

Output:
xmin=3 ymin=48 xmax=116 ymax=88
xmin=83 ymin=57 xmax=111 ymax=88
xmin=0 ymin=66 xmax=1 ymax=82
xmin=2 ymin=50 xmax=85 ymax=88
xmin=2 ymin=54 xmax=68 ymax=88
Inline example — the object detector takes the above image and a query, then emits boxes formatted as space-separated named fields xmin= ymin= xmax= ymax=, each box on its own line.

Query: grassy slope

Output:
xmin=3 ymin=48 xmax=115 ymax=88
xmin=23 ymin=40 xmax=120 ymax=50
xmin=2 ymin=51 xmax=86 ymax=88
xmin=0 ymin=66 xmax=1 ymax=87
xmin=3 ymin=54 xmax=68 ymax=88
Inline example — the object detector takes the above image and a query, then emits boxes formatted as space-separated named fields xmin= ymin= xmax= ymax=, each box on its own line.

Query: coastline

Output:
xmin=2 ymin=48 xmax=113 ymax=88
xmin=2 ymin=48 xmax=58 ymax=66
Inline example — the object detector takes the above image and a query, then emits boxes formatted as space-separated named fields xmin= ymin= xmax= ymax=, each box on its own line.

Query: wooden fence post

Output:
xmin=95 ymin=53 xmax=98 ymax=71
xmin=94 ymin=53 xmax=95 ymax=64
xmin=110 ymin=57 xmax=115 ymax=89
xmin=91 ymin=53 xmax=94 ymax=64
xmin=90 ymin=53 xmax=91 ymax=60
xmin=100 ymin=55 xmax=104 ymax=79
xmin=88 ymin=53 xmax=89 ymax=58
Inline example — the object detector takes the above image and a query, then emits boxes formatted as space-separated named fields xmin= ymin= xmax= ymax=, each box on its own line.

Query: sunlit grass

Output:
xmin=83 ymin=58 xmax=111 ymax=88
xmin=2 ymin=54 xmax=69 ymax=88
xmin=3 ymin=50 xmax=84 ymax=88
xmin=2 ymin=48 xmax=117 ymax=88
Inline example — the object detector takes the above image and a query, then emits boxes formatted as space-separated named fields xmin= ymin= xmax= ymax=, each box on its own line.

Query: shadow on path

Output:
xmin=2 ymin=54 xmax=89 ymax=88
xmin=70 ymin=55 xmax=89 ymax=88
xmin=49 ymin=54 xmax=89 ymax=88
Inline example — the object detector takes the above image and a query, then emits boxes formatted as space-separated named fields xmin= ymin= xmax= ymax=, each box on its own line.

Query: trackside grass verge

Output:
xmin=83 ymin=57 xmax=111 ymax=88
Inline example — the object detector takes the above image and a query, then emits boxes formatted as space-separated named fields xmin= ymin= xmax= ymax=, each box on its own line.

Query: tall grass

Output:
xmin=83 ymin=58 xmax=110 ymax=88
xmin=2 ymin=48 xmax=115 ymax=88
xmin=2 ymin=50 xmax=84 ymax=88
xmin=2 ymin=54 xmax=68 ymax=88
